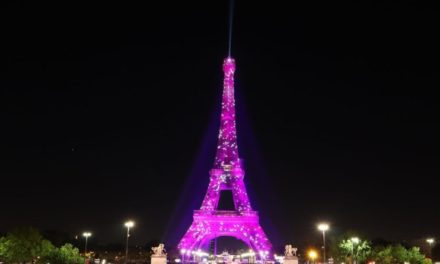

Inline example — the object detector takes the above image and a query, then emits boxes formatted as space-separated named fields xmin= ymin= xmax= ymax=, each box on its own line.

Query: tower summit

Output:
xmin=178 ymin=57 xmax=272 ymax=257
xmin=214 ymin=57 xmax=239 ymax=168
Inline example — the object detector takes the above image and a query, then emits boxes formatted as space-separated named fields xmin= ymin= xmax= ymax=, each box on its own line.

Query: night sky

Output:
xmin=1 ymin=1 xmax=439 ymax=249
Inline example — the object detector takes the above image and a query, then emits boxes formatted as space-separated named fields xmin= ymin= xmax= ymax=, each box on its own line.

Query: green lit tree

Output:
xmin=0 ymin=236 xmax=8 ymax=261
xmin=41 ymin=243 xmax=84 ymax=264
xmin=0 ymin=227 xmax=54 ymax=263
xmin=371 ymin=244 xmax=431 ymax=264
xmin=407 ymin=246 xmax=431 ymax=264
xmin=337 ymin=238 xmax=371 ymax=264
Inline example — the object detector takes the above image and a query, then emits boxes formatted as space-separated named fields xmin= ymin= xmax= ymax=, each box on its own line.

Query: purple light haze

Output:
xmin=178 ymin=57 xmax=272 ymax=256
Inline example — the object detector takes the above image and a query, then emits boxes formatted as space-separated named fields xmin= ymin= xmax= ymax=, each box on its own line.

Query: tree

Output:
xmin=370 ymin=244 xmax=431 ymax=264
xmin=338 ymin=238 xmax=371 ymax=264
xmin=0 ymin=227 xmax=54 ymax=263
xmin=407 ymin=246 xmax=431 ymax=264
xmin=41 ymin=243 xmax=84 ymax=264
xmin=0 ymin=236 xmax=8 ymax=261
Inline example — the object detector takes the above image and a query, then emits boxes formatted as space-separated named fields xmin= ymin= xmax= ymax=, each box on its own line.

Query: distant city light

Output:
xmin=426 ymin=238 xmax=435 ymax=244
xmin=193 ymin=249 xmax=209 ymax=257
xmin=241 ymin=250 xmax=256 ymax=258
xmin=274 ymin=254 xmax=285 ymax=263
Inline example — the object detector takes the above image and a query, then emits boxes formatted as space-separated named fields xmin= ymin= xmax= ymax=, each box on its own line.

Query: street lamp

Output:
xmin=124 ymin=221 xmax=135 ymax=264
xmin=82 ymin=232 xmax=92 ymax=256
xmin=318 ymin=223 xmax=330 ymax=264
xmin=308 ymin=250 xmax=318 ymax=264
xmin=351 ymin=237 xmax=360 ymax=264
xmin=426 ymin=238 xmax=435 ymax=258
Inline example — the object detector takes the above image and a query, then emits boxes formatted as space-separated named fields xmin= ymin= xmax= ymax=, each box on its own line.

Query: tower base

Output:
xmin=179 ymin=210 xmax=271 ymax=258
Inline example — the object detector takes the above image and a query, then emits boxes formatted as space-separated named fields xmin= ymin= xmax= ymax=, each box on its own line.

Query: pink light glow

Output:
xmin=178 ymin=57 xmax=272 ymax=258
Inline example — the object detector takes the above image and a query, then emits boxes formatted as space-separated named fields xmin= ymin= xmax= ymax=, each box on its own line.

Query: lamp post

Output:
xmin=318 ymin=223 xmax=330 ymax=264
xmin=124 ymin=221 xmax=135 ymax=264
xmin=82 ymin=232 xmax=92 ymax=256
xmin=426 ymin=238 xmax=435 ymax=258
xmin=351 ymin=237 xmax=359 ymax=264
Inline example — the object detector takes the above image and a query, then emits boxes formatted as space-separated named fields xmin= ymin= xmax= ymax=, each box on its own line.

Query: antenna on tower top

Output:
xmin=228 ymin=0 xmax=235 ymax=57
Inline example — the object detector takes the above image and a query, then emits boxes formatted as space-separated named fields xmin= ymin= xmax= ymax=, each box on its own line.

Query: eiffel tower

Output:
xmin=178 ymin=57 xmax=272 ymax=258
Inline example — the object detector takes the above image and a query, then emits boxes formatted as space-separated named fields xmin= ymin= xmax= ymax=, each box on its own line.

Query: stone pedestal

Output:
xmin=151 ymin=255 xmax=167 ymax=264
xmin=284 ymin=256 xmax=299 ymax=264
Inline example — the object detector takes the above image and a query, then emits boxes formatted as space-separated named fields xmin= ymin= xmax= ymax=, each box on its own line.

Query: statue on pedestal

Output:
xmin=284 ymin=245 xmax=297 ymax=258
xmin=152 ymin=243 xmax=166 ymax=256
xmin=284 ymin=244 xmax=298 ymax=264
xmin=151 ymin=243 xmax=167 ymax=264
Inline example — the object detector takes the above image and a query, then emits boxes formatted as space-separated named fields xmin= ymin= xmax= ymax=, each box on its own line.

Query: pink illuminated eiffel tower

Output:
xmin=178 ymin=57 xmax=272 ymax=257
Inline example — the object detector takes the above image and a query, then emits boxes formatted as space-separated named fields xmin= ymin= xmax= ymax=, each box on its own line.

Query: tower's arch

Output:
xmin=199 ymin=235 xmax=252 ymax=252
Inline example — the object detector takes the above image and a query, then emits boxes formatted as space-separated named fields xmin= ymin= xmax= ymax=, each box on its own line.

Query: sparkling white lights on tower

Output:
xmin=178 ymin=57 xmax=272 ymax=257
